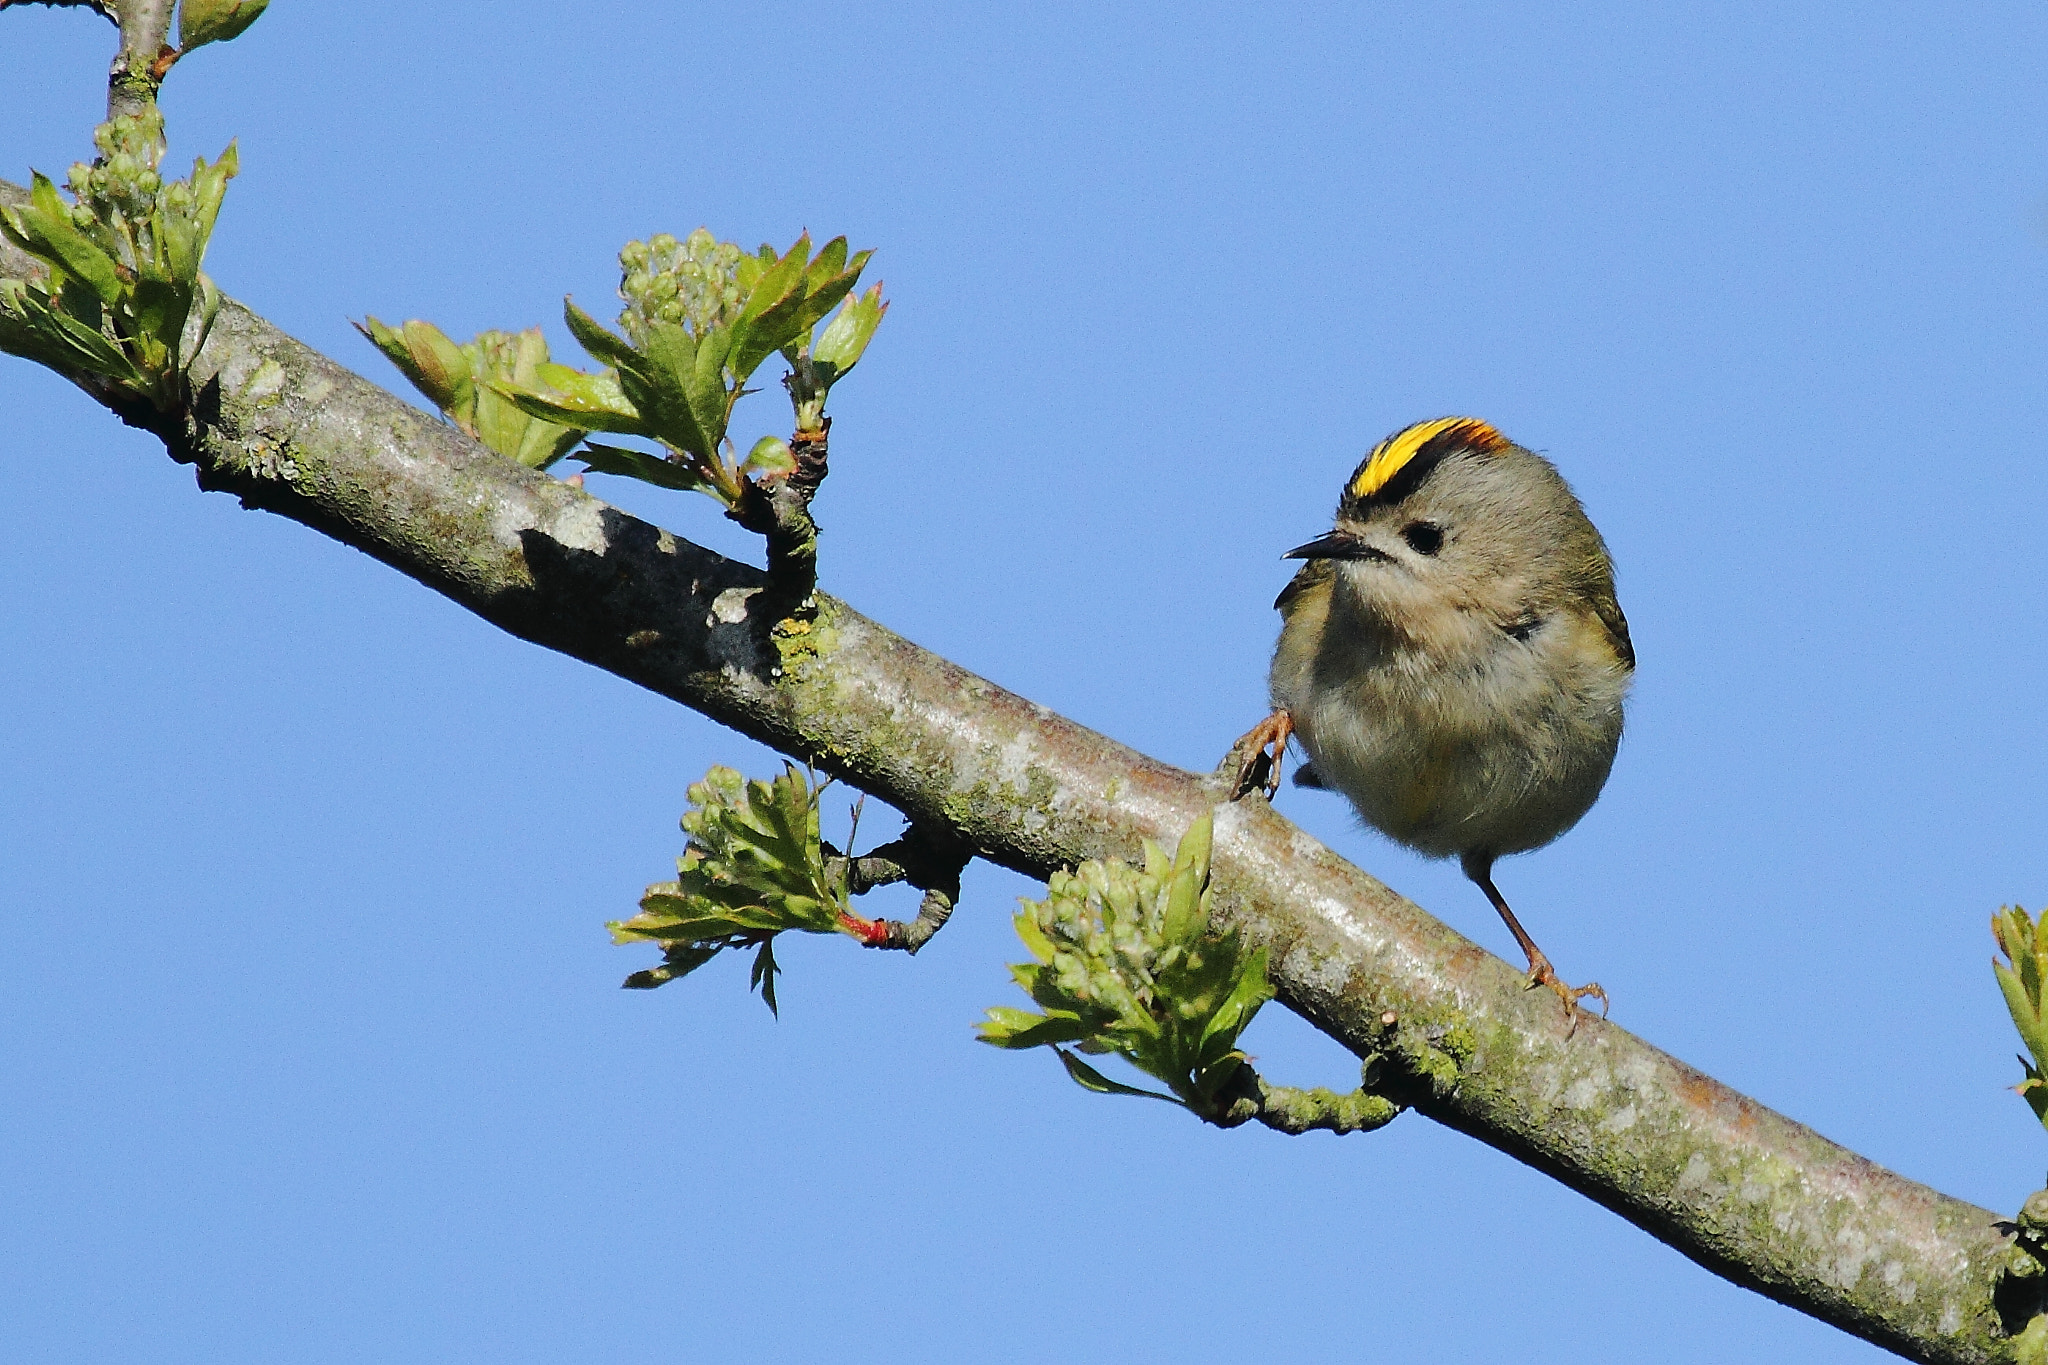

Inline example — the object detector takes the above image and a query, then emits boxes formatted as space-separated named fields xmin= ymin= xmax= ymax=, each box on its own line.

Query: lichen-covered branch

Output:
xmin=1215 ymin=1072 xmax=1403 ymax=1136
xmin=0 ymin=178 xmax=2025 ymax=1363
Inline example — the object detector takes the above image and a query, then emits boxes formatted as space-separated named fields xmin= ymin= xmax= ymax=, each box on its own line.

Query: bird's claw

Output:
xmin=1229 ymin=711 xmax=1294 ymax=801
xmin=1527 ymin=962 xmax=1608 ymax=1035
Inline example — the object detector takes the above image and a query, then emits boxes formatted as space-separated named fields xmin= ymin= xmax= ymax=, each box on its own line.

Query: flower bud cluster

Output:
xmin=471 ymin=328 xmax=522 ymax=374
xmin=65 ymin=111 xmax=169 ymax=250
xmin=1029 ymin=861 xmax=1178 ymax=1021
xmin=616 ymin=227 xmax=745 ymax=345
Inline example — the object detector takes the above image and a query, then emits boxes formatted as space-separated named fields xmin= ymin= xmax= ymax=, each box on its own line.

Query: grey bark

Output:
xmin=0 ymin=180 xmax=2033 ymax=1363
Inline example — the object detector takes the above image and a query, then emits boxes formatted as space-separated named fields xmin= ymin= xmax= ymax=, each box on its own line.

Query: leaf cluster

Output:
xmin=785 ymin=275 xmax=887 ymax=433
xmin=0 ymin=111 xmax=234 ymax=411
xmin=978 ymin=814 xmax=1275 ymax=1116
xmin=1994 ymin=905 xmax=2048 ymax=1130
xmin=608 ymin=764 xmax=857 ymax=1013
xmin=357 ymin=317 xmax=587 ymax=469
xmin=494 ymin=229 xmax=884 ymax=504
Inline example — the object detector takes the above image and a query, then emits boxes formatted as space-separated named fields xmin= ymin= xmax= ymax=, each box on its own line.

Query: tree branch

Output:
xmin=105 ymin=0 xmax=174 ymax=119
xmin=0 ymin=179 xmax=2028 ymax=1364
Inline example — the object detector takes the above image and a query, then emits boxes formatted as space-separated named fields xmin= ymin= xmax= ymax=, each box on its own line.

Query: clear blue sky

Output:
xmin=5 ymin=3 xmax=2048 ymax=1361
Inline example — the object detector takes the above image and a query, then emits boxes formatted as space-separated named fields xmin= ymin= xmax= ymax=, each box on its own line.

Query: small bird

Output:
xmin=1238 ymin=417 xmax=1633 ymax=1019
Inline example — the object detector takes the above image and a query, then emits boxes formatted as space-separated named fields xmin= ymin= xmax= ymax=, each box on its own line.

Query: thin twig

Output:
xmin=0 ymin=0 xmax=116 ymax=20
xmin=726 ymin=418 xmax=830 ymax=622
xmin=826 ymin=823 xmax=972 ymax=955
xmin=104 ymin=0 xmax=175 ymax=121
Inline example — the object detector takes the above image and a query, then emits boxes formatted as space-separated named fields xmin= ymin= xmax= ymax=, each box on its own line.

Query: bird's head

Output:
xmin=1285 ymin=417 xmax=1612 ymax=640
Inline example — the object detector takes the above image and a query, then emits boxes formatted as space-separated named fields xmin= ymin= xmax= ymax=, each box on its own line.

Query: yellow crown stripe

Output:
xmin=1348 ymin=417 xmax=1508 ymax=501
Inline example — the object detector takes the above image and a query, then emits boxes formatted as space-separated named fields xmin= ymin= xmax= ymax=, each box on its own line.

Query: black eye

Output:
xmin=1401 ymin=521 xmax=1443 ymax=556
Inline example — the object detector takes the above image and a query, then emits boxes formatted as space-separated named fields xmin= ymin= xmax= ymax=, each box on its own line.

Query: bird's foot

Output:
xmin=1526 ymin=954 xmax=1609 ymax=1034
xmin=1228 ymin=710 xmax=1294 ymax=801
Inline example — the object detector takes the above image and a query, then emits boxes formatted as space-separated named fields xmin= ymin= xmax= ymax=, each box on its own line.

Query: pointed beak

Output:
xmin=1284 ymin=529 xmax=1390 ymax=562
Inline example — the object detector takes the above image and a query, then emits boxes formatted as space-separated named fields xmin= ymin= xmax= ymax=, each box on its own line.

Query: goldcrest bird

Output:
xmin=1238 ymin=417 xmax=1633 ymax=1019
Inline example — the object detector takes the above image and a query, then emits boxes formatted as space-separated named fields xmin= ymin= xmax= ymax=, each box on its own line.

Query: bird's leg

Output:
xmin=1229 ymin=710 xmax=1294 ymax=801
xmin=1465 ymin=860 xmax=1609 ymax=1028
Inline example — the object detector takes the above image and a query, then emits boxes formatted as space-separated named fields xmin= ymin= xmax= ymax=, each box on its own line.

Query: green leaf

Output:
xmin=2020 ymin=935 xmax=2045 ymax=1010
xmin=361 ymin=321 xmax=591 ymax=469
xmin=1171 ymin=810 xmax=1213 ymax=883
xmin=189 ymin=143 xmax=238 ymax=245
xmin=1140 ymin=838 xmax=1172 ymax=883
xmin=615 ymin=887 xmax=792 ymax=940
xmin=1012 ymin=909 xmax=1057 ymax=965
xmin=620 ymin=319 xmax=720 ymax=459
xmin=1196 ymin=944 xmax=1274 ymax=1069
xmin=679 ymin=325 xmax=736 ymax=451
xmin=2000 ymin=960 xmax=2048 ymax=1072
xmin=152 ymin=200 xmax=203 ymax=297
xmin=358 ymin=316 xmax=467 ymax=409
xmin=495 ymin=381 xmax=647 ymax=436
xmin=1160 ymin=866 xmax=1205 ymax=949
xmin=1 ymin=287 xmax=140 ymax=382
xmin=178 ymin=0 xmax=271 ymax=52
xmin=805 ymin=235 xmax=848 ymax=289
xmin=573 ymin=442 xmax=707 ymax=490
xmin=1991 ymin=909 xmax=2048 ymax=1129
xmin=404 ymin=318 xmax=470 ymax=408
xmin=0 ymin=286 xmax=134 ymax=380
xmin=750 ymin=938 xmax=782 ymax=1017
xmin=810 ymin=284 xmax=887 ymax=385
xmin=129 ymin=275 xmax=192 ymax=372
xmin=740 ymin=233 xmax=813 ymax=327
xmin=5 ymin=173 xmax=123 ymax=305
xmin=1055 ymin=1049 xmax=1181 ymax=1104
xmin=154 ymin=145 xmax=235 ymax=292
xmin=2021 ymin=1067 xmax=2048 ymax=1130
xmin=976 ymin=1007 xmax=1095 ymax=1050
xmin=43 ymin=301 xmax=146 ymax=380
xmin=516 ymin=363 xmax=642 ymax=424
xmin=468 ymin=330 xmax=586 ymax=466
xmin=563 ymin=297 xmax=644 ymax=371
xmin=190 ymin=273 xmax=222 ymax=364
xmin=621 ymin=944 xmax=719 ymax=989
xmin=724 ymin=236 xmax=813 ymax=376
xmin=510 ymin=417 xmax=587 ymax=471
xmin=743 ymin=435 xmax=795 ymax=478
xmin=1994 ymin=909 xmax=2018 ymax=963
xmin=743 ymin=236 xmax=877 ymax=380
xmin=792 ymin=253 xmax=869 ymax=336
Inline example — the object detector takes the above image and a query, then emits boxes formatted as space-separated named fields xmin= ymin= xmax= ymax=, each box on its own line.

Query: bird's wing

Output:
xmin=1593 ymin=592 xmax=1636 ymax=671
xmin=1274 ymin=558 xmax=1334 ymax=616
